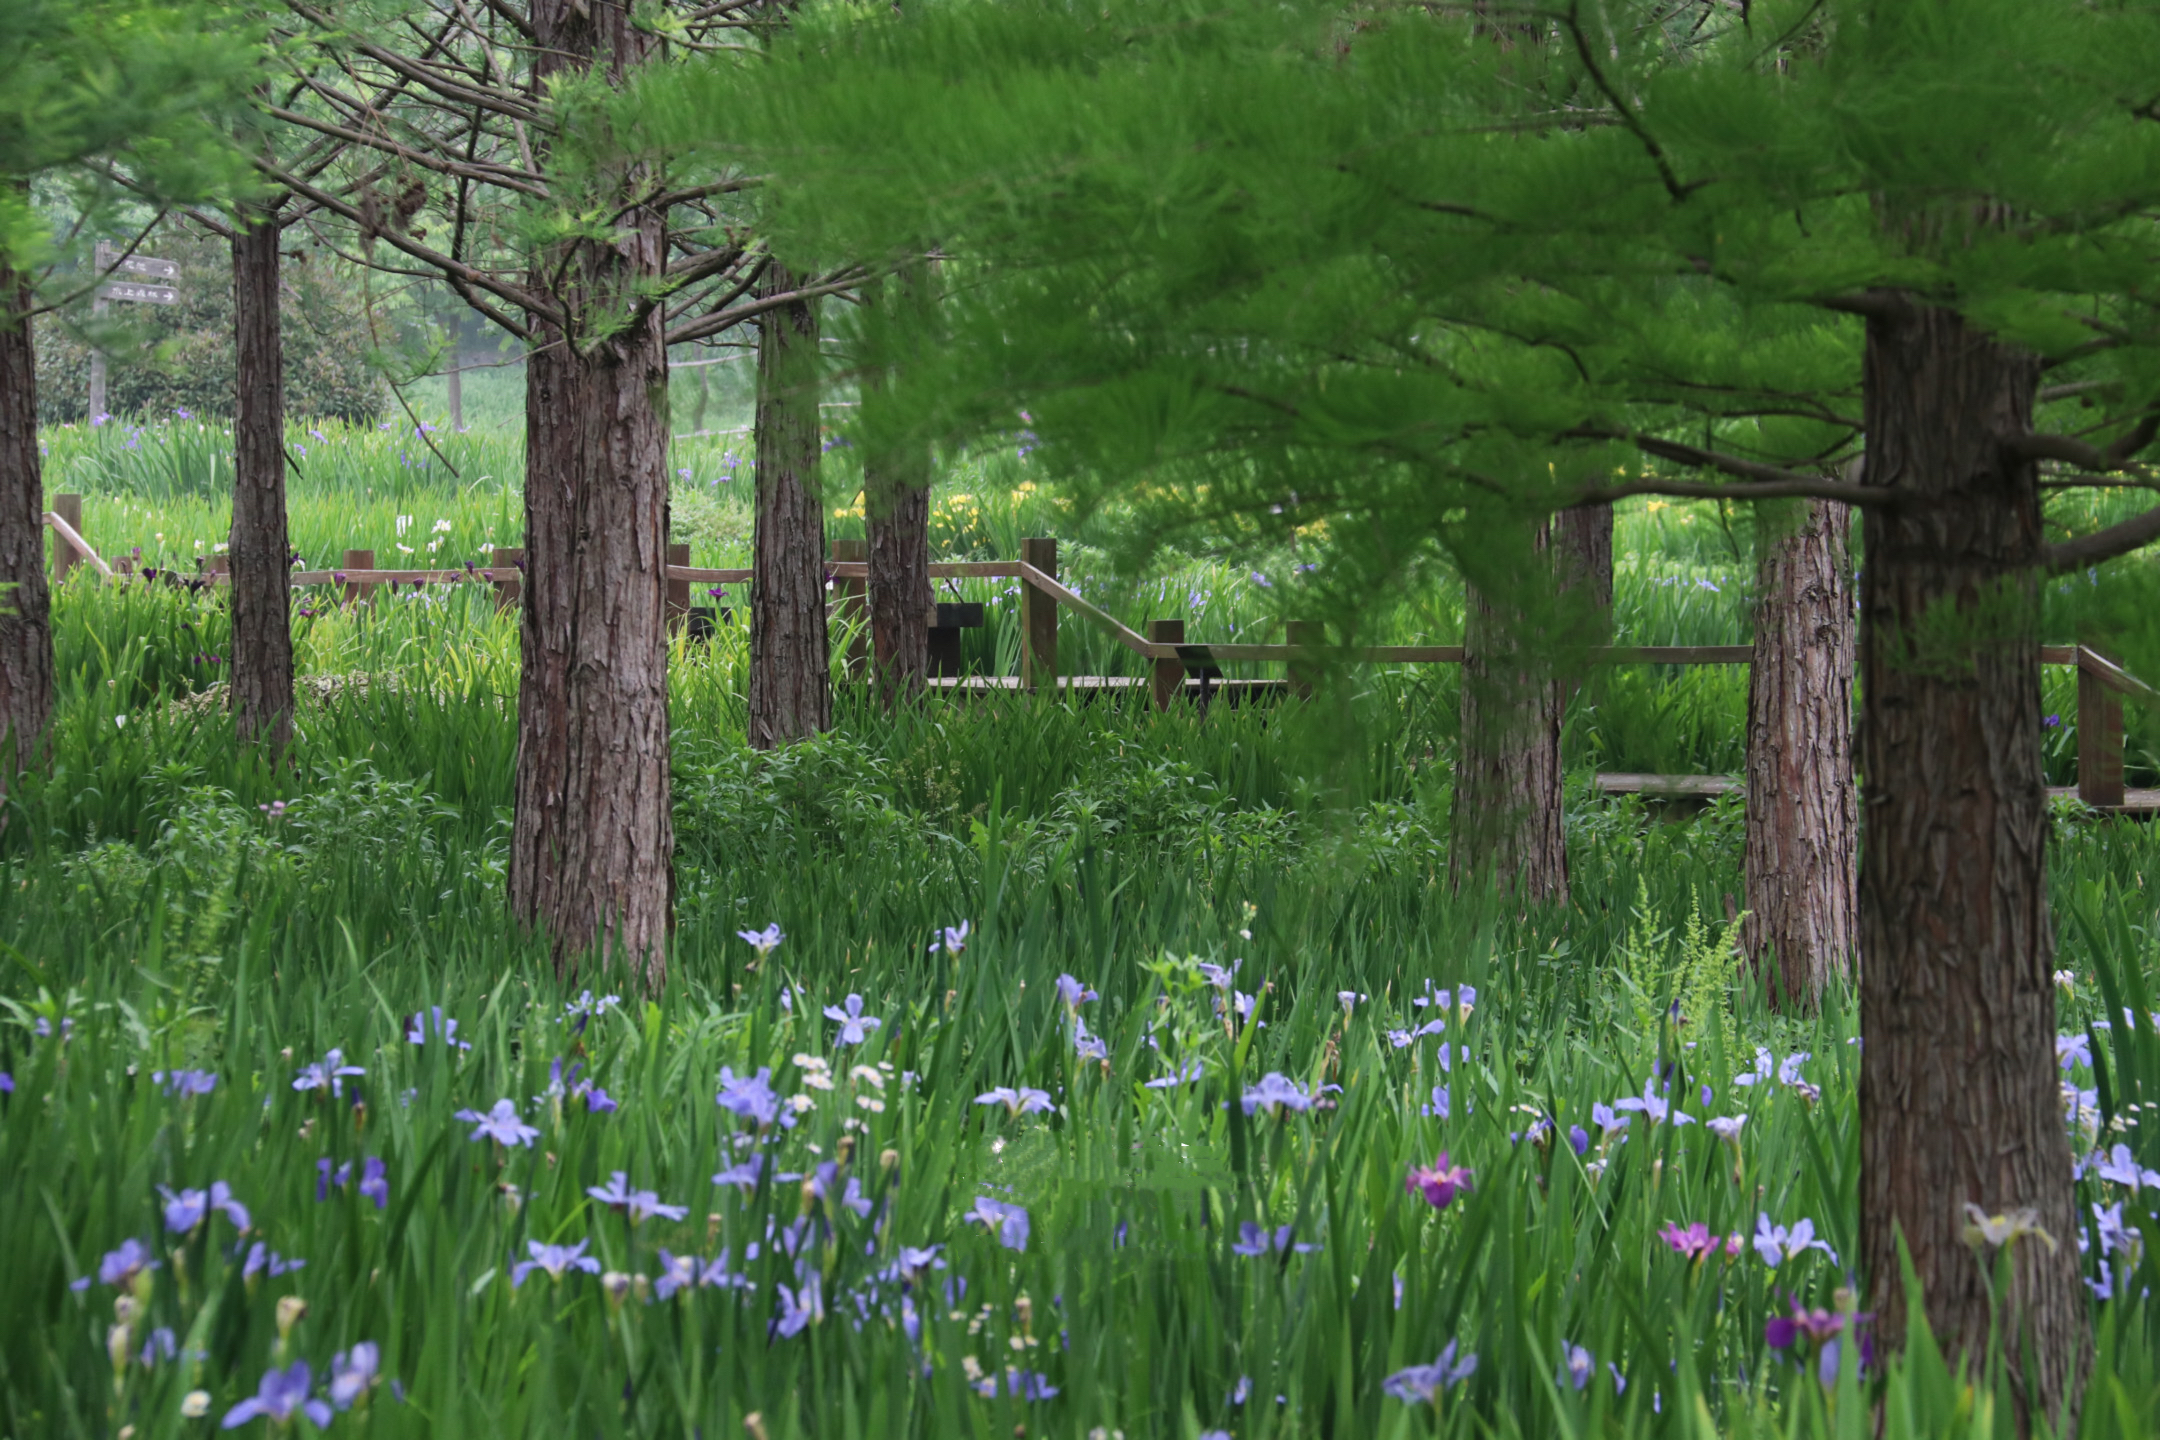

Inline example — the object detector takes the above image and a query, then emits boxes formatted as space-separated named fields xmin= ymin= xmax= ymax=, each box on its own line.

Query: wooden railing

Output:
xmin=44 ymin=502 xmax=2157 ymax=809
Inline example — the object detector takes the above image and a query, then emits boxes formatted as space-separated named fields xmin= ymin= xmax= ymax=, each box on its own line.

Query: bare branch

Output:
xmin=263 ymin=103 xmax=551 ymax=198
xmin=2042 ymin=503 xmax=2160 ymax=572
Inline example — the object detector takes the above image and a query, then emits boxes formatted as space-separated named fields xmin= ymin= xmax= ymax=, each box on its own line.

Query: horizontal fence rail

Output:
xmin=43 ymin=502 xmax=2159 ymax=809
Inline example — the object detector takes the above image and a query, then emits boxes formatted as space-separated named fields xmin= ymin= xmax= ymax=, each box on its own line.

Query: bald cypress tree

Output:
xmin=737 ymin=0 xmax=2160 ymax=1415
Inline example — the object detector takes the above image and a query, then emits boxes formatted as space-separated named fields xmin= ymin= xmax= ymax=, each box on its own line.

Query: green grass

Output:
xmin=4 ymin=527 xmax=2159 ymax=1437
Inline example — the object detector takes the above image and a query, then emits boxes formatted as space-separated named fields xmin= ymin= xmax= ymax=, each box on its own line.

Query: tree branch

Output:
xmin=2042 ymin=503 xmax=2160 ymax=572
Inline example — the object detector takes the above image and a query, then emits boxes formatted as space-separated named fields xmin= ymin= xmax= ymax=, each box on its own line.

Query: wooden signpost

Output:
xmin=88 ymin=240 xmax=181 ymax=421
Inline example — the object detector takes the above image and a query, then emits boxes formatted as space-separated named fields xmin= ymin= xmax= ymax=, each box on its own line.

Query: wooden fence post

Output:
xmin=2078 ymin=644 xmax=2126 ymax=808
xmin=1149 ymin=618 xmax=1185 ymax=710
xmin=1286 ymin=619 xmax=1323 ymax=700
xmin=831 ymin=538 xmax=868 ymax=677
xmin=341 ymin=548 xmax=374 ymax=605
xmin=666 ymin=542 xmax=691 ymax=629
xmin=1020 ymin=536 xmax=1058 ymax=694
xmin=491 ymin=547 xmax=523 ymax=614
xmin=51 ymin=493 xmax=82 ymax=585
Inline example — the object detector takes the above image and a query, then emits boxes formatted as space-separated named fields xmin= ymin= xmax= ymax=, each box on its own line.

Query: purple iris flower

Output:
xmin=1240 ymin=1072 xmax=1337 ymax=1116
xmin=153 ymin=1069 xmax=217 ymax=1097
xmin=1569 ymin=1124 xmax=1591 ymax=1156
xmin=328 ymin=1343 xmax=379 ymax=1409
xmin=454 ymin=1099 xmax=539 ymax=1147
xmin=221 ymin=1361 xmax=332 ymax=1428
xmin=736 ymin=924 xmax=784 ymax=960
xmin=824 ymin=994 xmax=882 ymax=1045
xmin=1422 ymin=1085 xmax=1450 ymax=1119
xmin=2091 ymin=1143 xmax=2160 ymax=1189
xmin=1613 ymin=1076 xmax=1693 ymax=1127
xmin=974 ymin=1086 xmax=1053 ymax=1117
xmin=938 ymin=920 xmax=971 ymax=954
xmin=0 ymin=1072 xmax=11 ymax=1093
xmin=511 ymin=1239 xmax=600 ymax=1287
xmin=716 ymin=1066 xmax=781 ymax=1127
xmin=74 ymin=1238 xmax=160 ymax=1292
xmin=586 ymin=1172 xmax=688 ymax=1224
xmin=1752 ymin=1213 xmax=1836 ymax=1267
xmin=773 ymin=1273 xmax=824 ymax=1336
xmin=1002 ymin=1369 xmax=1059 ymax=1400
xmin=1073 ymin=1022 xmax=1109 ymax=1062
xmin=1055 ymin=974 xmax=1097 ymax=1007
xmin=1381 ymin=1341 xmax=1478 ymax=1403
xmin=653 ymin=1249 xmax=700 ymax=1300
xmin=967 ymin=1196 xmax=1031 ymax=1251
xmin=808 ymin=1163 xmax=873 ymax=1218
xmin=1143 ymin=1060 xmax=1204 ymax=1089
xmin=406 ymin=1007 xmax=472 ymax=1051
xmin=1197 ymin=960 xmax=1240 ymax=990
xmin=292 ymin=1050 xmax=365 ymax=1098
xmin=159 ymin=1181 xmax=249 ymax=1235
xmin=138 ymin=1327 xmax=177 ymax=1366
xmin=1231 ymin=1222 xmax=1318 ymax=1257
xmin=712 ymin=1156 xmax=770 ymax=1191
xmin=242 ymin=1243 xmax=306 ymax=1279
xmin=1560 ymin=1342 xmax=1595 ymax=1391
xmin=584 ymin=1086 xmax=618 ymax=1113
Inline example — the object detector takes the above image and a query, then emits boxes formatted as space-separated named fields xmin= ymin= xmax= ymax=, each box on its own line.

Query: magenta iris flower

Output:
xmin=1659 ymin=1221 xmax=1742 ymax=1262
xmin=221 ymin=1361 xmax=332 ymax=1429
xmin=455 ymin=1099 xmax=539 ymax=1147
xmin=1405 ymin=1152 xmax=1472 ymax=1210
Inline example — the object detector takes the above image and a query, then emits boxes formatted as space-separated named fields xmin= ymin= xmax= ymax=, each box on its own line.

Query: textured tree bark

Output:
xmin=866 ymin=455 xmax=931 ymax=708
xmin=1742 ymin=499 xmax=1855 ymax=1012
xmin=1451 ymin=518 xmax=1566 ymax=904
xmin=1858 ymin=300 xmax=2085 ymax=1424
xmin=0 ymin=260 xmax=54 ymax=786
xmin=229 ymin=209 xmax=295 ymax=754
xmin=748 ymin=262 xmax=831 ymax=747
xmin=507 ymin=0 xmax=674 ymax=987
xmin=1553 ymin=500 xmax=1613 ymax=613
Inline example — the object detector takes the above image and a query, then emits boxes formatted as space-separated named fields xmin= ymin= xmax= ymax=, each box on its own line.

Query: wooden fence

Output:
xmin=43 ymin=499 xmax=2158 ymax=811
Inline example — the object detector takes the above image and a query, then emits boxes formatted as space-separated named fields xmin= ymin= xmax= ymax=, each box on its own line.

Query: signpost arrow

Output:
xmin=88 ymin=240 xmax=183 ymax=420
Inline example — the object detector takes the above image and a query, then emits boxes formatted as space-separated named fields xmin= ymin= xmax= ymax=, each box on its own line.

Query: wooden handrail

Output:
xmin=42 ymin=510 xmax=114 ymax=579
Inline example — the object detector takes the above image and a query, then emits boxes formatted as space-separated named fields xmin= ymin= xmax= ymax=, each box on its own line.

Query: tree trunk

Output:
xmin=229 ymin=209 xmax=294 ymax=754
xmin=1553 ymin=500 xmax=1612 ymax=613
xmin=748 ymin=262 xmax=830 ymax=747
xmin=445 ymin=343 xmax=463 ymax=432
xmin=1858 ymin=300 xmax=2085 ymax=1424
xmin=0 ymin=258 xmax=54 ymax=785
xmin=867 ymin=457 xmax=931 ymax=708
xmin=508 ymin=0 xmax=673 ymax=987
xmin=1451 ymin=518 xmax=1566 ymax=904
xmin=1742 ymin=498 xmax=1855 ymax=1012
xmin=862 ymin=271 xmax=933 ymax=709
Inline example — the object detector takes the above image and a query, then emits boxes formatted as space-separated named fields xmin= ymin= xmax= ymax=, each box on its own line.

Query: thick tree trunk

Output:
xmin=1742 ymin=498 xmax=1855 ymax=1012
xmin=867 ymin=457 xmax=931 ymax=708
xmin=1553 ymin=500 xmax=1612 ymax=613
xmin=1858 ymin=301 xmax=2085 ymax=1424
xmin=748 ymin=263 xmax=830 ymax=747
xmin=1451 ymin=518 xmax=1566 ymax=904
xmin=230 ymin=209 xmax=294 ymax=753
xmin=0 ymin=260 xmax=54 ymax=784
xmin=508 ymin=0 xmax=673 ymax=987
